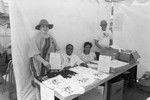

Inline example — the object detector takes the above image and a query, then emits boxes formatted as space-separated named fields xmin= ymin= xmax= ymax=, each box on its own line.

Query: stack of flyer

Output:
xmin=42 ymin=75 xmax=85 ymax=97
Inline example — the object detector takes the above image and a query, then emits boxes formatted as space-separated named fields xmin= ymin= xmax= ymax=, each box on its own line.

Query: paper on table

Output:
xmin=92 ymin=72 xmax=109 ymax=80
xmin=70 ymin=67 xmax=109 ymax=82
xmin=54 ymin=81 xmax=85 ymax=97
xmin=69 ymin=66 xmax=88 ymax=74
xmin=42 ymin=75 xmax=65 ymax=89
xmin=111 ymin=60 xmax=128 ymax=68
xmin=84 ymin=68 xmax=109 ymax=80
xmin=88 ymin=60 xmax=98 ymax=69
xmin=87 ymin=63 xmax=98 ymax=69
xmin=98 ymin=55 xmax=111 ymax=73
xmin=40 ymin=83 xmax=54 ymax=100
xmin=49 ymin=53 xmax=62 ymax=69
xmin=68 ymin=74 xmax=95 ymax=87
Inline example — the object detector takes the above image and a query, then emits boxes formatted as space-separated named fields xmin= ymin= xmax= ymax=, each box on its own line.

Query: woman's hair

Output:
xmin=100 ymin=20 xmax=107 ymax=26
xmin=66 ymin=44 xmax=74 ymax=49
xmin=84 ymin=42 xmax=92 ymax=48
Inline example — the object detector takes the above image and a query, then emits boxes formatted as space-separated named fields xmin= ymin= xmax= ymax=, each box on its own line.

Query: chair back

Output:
xmin=5 ymin=60 xmax=16 ymax=100
xmin=6 ymin=60 xmax=15 ymax=83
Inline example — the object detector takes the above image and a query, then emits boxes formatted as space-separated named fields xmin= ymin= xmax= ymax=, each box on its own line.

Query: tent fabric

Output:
xmin=9 ymin=0 xmax=150 ymax=100
xmin=0 ymin=0 xmax=5 ymax=13
xmin=9 ymin=0 xmax=111 ymax=99
xmin=113 ymin=1 xmax=150 ymax=78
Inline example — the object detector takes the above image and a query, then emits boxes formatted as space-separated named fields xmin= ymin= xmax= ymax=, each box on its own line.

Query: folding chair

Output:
xmin=2 ymin=60 xmax=16 ymax=100
xmin=121 ymin=71 xmax=131 ymax=92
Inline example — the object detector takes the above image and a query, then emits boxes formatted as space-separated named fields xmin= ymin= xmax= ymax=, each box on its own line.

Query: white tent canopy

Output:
xmin=7 ymin=0 xmax=150 ymax=99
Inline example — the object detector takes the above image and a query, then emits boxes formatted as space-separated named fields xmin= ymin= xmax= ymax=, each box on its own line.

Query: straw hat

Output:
xmin=35 ymin=19 xmax=53 ymax=30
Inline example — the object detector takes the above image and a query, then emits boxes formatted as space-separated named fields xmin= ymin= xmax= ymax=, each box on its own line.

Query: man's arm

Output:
xmin=95 ymin=39 xmax=102 ymax=49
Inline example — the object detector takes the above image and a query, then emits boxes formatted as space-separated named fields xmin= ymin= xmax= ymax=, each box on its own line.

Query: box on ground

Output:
xmin=118 ymin=50 xmax=140 ymax=64
xmin=79 ymin=86 xmax=104 ymax=100
xmin=107 ymin=77 xmax=124 ymax=100
xmin=138 ymin=71 xmax=150 ymax=92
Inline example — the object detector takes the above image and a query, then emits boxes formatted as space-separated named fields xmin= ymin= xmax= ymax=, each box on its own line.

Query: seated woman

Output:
xmin=80 ymin=42 xmax=96 ymax=63
xmin=61 ymin=44 xmax=88 ymax=70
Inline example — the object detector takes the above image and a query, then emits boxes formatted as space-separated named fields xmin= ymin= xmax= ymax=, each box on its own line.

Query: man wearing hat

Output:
xmin=28 ymin=19 xmax=60 ymax=77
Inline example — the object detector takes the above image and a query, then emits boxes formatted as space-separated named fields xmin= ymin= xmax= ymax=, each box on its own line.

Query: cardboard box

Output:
xmin=118 ymin=50 xmax=140 ymax=64
xmin=138 ymin=80 xmax=150 ymax=93
xmin=79 ymin=87 xmax=103 ymax=100
xmin=110 ymin=60 xmax=129 ymax=73
xmin=138 ymin=71 xmax=150 ymax=92
xmin=107 ymin=78 xmax=124 ymax=100
xmin=100 ymin=48 xmax=119 ymax=60
xmin=110 ymin=66 xmax=128 ymax=74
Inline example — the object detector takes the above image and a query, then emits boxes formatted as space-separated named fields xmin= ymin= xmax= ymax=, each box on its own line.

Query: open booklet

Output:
xmin=98 ymin=55 xmax=111 ymax=73
xmin=49 ymin=53 xmax=62 ymax=70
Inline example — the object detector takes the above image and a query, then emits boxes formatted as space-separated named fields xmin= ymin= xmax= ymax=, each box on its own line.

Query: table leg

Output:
xmin=129 ymin=65 xmax=137 ymax=87
xmin=103 ymin=82 xmax=108 ymax=100
xmin=133 ymin=65 xmax=137 ymax=83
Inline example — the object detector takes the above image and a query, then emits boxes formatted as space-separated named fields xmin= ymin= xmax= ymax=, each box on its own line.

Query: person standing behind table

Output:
xmin=61 ymin=44 xmax=88 ymax=70
xmin=94 ymin=20 xmax=113 ymax=56
xmin=80 ymin=42 xmax=96 ymax=63
xmin=28 ymin=19 xmax=60 ymax=77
